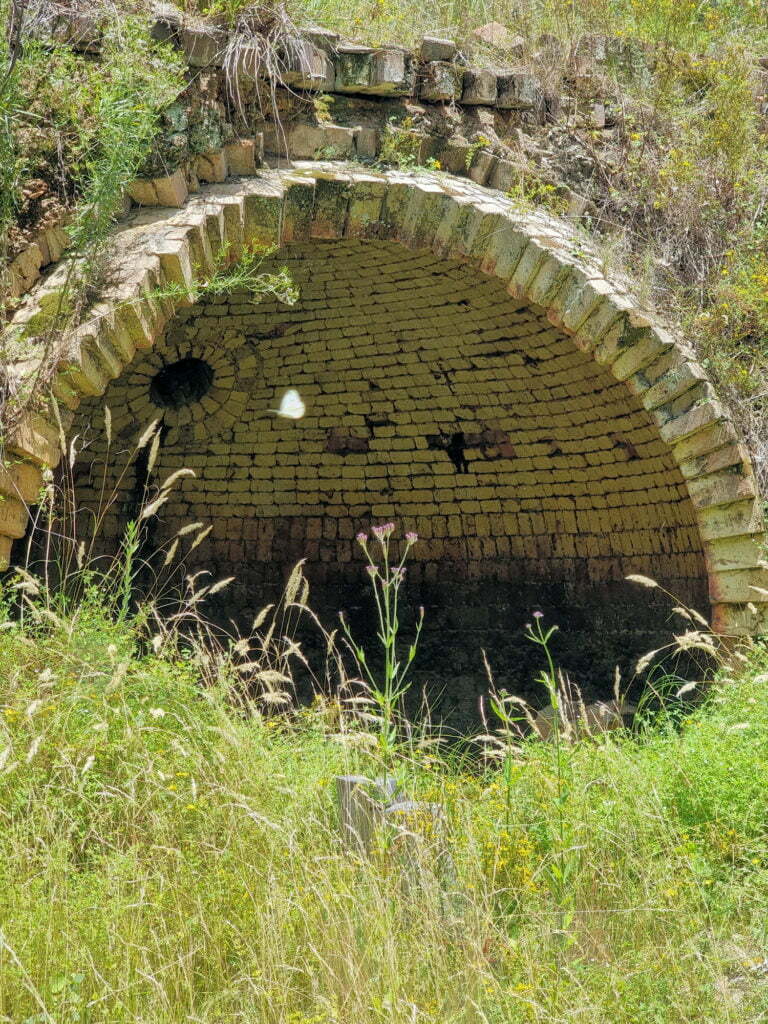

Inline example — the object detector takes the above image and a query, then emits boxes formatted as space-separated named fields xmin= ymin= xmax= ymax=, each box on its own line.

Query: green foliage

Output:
xmin=0 ymin=12 xmax=184 ymax=298
xmin=2 ymin=580 xmax=768 ymax=1020
xmin=378 ymin=116 xmax=440 ymax=172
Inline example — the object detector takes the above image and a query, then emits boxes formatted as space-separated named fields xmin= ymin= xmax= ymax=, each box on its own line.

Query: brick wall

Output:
xmin=70 ymin=239 xmax=709 ymax=721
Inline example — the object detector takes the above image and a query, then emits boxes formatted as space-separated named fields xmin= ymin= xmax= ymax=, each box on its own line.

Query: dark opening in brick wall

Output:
xmin=150 ymin=357 xmax=215 ymax=410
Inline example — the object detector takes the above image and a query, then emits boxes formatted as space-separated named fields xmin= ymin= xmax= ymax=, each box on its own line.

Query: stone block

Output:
xmin=706 ymin=533 xmax=766 ymax=573
xmin=8 ymin=414 xmax=61 ymax=468
xmin=224 ymin=137 xmax=263 ymax=174
xmin=462 ymin=67 xmax=498 ymax=105
xmin=679 ymin=441 xmax=750 ymax=481
xmin=709 ymin=567 xmax=768 ymax=604
xmin=0 ymin=535 xmax=12 ymax=571
xmin=611 ymin=327 xmax=673 ymax=381
xmin=419 ymin=61 xmax=464 ymax=102
xmin=345 ymin=176 xmax=388 ymax=239
xmin=282 ymin=178 xmax=316 ymax=242
xmin=697 ymin=498 xmax=764 ymax=542
xmin=672 ymin=420 xmax=739 ymax=463
xmin=0 ymin=496 xmax=27 ymax=540
xmin=467 ymin=149 xmax=496 ymax=185
xmin=496 ymin=72 xmax=545 ymax=114
xmin=242 ymin=181 xmax=284 ymax=246
xmin=196 ymin=150 xmax=228 ymax=184
xmin=149 ymin=2 xmax=182 ymax=44
xmin=282 ymin=41 xmax=336 ymax=90
xmin=302 ymin=26 xmax=340 ymax=52
xmin=310 ymin=176 xmax=351 ymax=239
xmin=659 ymin=400 xmax=724 ymax=446
xmin=288 ymin=123 xmax=356 ymax=160
xmin=0 ymin=460 xmax=43 ymax=504
xmin=354 ymin=126 xmax=380 ymax=159
xmin=633 ymin=360 xmax=708 ymax=411
xmin=335 ymin=46 xmax=415 ymax=96
xmin=419 ymin=36 xmax=457 ymax=62
xmin=687 ymin=467 xmax=757 ymax=510
xmin=127 ymin=178 xmax=158 ymax=207
xmin=181 ymin=24 xmax=227 ymax=67
xmin=487 ymin=157 xmax=518 ymax=191
xmin=711 ymin=602 xmax=768 ymax=636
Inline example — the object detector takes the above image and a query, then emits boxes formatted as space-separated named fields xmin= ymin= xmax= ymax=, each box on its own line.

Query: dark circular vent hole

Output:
xmin=150 ymin=358 xmax=215 ymax=409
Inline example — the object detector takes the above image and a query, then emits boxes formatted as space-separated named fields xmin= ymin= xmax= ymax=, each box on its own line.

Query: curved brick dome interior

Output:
xmin=71 ymin=238 xmax=709 ymax=723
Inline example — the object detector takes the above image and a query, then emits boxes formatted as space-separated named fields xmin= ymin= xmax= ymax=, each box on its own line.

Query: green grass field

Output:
xmin=1 ymin=581 xmax=768 ymax=1023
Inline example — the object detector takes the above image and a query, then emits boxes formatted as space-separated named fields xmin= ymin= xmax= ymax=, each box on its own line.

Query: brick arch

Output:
xmin=2 ymin=165 xmax=767 ymax=648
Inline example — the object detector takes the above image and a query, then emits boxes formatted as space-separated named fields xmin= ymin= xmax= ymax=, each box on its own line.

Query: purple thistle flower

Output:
xmin=366 ymin=564 xmax=378 ymax=577
xmin=356 ymin=532 xmax=368 ymax=544
xmin=533 ymin=610 xmax=544 ymax=619
xmin=405 ymin=531 xmax=418 ymax=543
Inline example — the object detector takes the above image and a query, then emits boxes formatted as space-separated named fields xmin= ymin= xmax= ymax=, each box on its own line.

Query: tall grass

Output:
xmin=1 ymin=530 xmax=768 ymax=1021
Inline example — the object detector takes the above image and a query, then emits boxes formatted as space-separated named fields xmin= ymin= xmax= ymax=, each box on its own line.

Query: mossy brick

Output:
xmin=571 ymin=294 xmax=630 ymax=354
xmin=432 ymin=198 xmax=478 ymax=258
xmin=282 ymin=179 xmax=316 ymax=242
xmin=345 ymin=177 xmax=388 ymax=239
xmin=154 ymin=235 xmax=195 ymax=293
xmin=56 ymin=336 xmax=110 ymax=397
xmin=462 ymin=68 xmax=498 ymax=105
xmin=556 ymin=277 xmax=616 ymax=334
xmin=243 ymin=187 xmax=283 ymax=247
xmin=310 ymin=176 xmax=351 ymax=239
xmin=113 ymin=298 xmax=156 ymax=352
xmin=594 ymin=311 xmax=653 ymax=367
xmin=282 ymin=42 xmax=335 ymax=90
xmin=84 ymin=328 xmax=123 ymax=381
xmin=217 ymin=194 xmax=246 ymax=254
xmin=611 ymin=327 xmax=674 ymax=381
xmin=397 ymin=186 xmax=452 ymax=249
xmin=526 ymin=253 xmax=576 ymax=307
xmin=672 ymin=420 xmax=739 ymax=463
xmin=678 ymin=441 xmax=750 ymax=481
xmin=477 ymin=221 xmax=529 ymax=279
xmin=289 ymin=124 xmax=356 ymax=160
xmin=419 ymin=61 xmax=463 ymax=102
xmin=507 ymin=239 xmax=550 ymax=299
xmin=659 ymin=400 xmax=724 ymax=445
xmin=629 ymin=357 xmax=707 ymax=412
xmin=687 ymin=466 xmax=756 ymax=510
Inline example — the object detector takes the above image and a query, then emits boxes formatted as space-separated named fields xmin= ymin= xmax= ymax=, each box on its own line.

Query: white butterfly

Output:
xmin=271 ymin=388 xmax=306 ymax=420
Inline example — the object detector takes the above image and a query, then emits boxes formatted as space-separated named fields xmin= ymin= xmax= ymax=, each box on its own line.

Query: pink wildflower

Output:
xmin=372 ymin=522 xmax=395 ymax=540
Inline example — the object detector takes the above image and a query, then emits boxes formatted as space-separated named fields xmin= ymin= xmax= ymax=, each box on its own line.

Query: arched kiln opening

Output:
xmin=70 ymin=238 xmax=709 ymax=725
